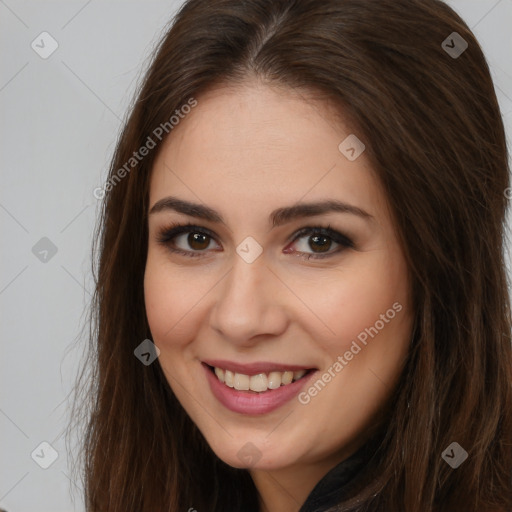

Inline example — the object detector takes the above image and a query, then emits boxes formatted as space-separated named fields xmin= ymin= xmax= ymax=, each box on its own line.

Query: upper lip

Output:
xmin=203 ymin=359 xmax=316 ymax=375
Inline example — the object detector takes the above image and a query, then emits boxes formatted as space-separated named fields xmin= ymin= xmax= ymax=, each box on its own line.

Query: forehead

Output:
xmin=149 ymin=82 xmax=386 ymax=220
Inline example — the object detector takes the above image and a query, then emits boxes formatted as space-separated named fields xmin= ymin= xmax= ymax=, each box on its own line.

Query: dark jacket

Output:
xmin=298 ymin=433 xmax=380 ymax=512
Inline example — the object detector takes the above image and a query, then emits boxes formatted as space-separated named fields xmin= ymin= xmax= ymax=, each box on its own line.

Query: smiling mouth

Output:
xmin=206 ymin=364 xmax=315 ymax=393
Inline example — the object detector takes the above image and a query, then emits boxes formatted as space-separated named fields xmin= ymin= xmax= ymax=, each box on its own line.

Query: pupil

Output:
xmin=189 ymin=233 xmax=209 ymax=250
xmin=310 ymin=235 xmax=330 ymax=253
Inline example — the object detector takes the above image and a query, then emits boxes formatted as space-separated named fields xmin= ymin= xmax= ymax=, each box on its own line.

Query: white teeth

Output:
xmin=281 ymin=371 xmax=293 ymax=385
xmin=214 ymin=367 xmax=225 ymax=383
xmin=267 ymin=371 xmax=282 ymax=389
xmin=234 ymin=373 xmax=250 ymax=390
xmin=294 ymin=370 xmax=306 ymax=380
xmin=224 ymin=370 xmax=234 ymax=388
xmin=249 ymin=373 xmax=268 ymax=392
xmin=212 ymin=366 xmax=309 ymax=392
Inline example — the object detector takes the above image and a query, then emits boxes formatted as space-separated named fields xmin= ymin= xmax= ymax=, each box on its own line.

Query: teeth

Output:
xmin=212 ymin=367 xmax=308 ymax=392
xmin=267 ymin=371 xmax=282 ymax=389
xmin=224 ymin=370 xmax=234 ymax=388
xmin=250 ymin=373 xmax=268 ymax=392
xmin=281 ymin=371 xmax=293 ymax=385
xmin=234 ymin=373 xmax=250 ymax=390
xmin=214 ymin=367 xmax=225 ymax=383
xmin=294 ymin=369 xmax=306 ymax=380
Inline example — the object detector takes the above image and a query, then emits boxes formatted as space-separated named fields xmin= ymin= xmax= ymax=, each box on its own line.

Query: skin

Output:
xmin=144 ymin=79 xmax=414 ymax=512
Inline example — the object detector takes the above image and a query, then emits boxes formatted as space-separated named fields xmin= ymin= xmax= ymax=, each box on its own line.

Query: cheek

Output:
xmin=143 ymin=253 xmax=205 ymax=348
xmin=293 ymin=255 xmax=411 ymax=439
xmin=298 ymin=255 xmax=409 ymax=355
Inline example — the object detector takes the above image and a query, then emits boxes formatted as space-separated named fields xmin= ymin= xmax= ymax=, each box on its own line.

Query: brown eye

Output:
xmin=187 ymin=232 xmax=211 ymax=251
xmin=286 ymin=226 xmax=354 ymax=260
xmin=308 ymin=234 xmax=332 ymax=253
xmin=156 ymin=223 xmax=353 ymax=260
xmin=156 ymin=223 xmax=220 ymax=258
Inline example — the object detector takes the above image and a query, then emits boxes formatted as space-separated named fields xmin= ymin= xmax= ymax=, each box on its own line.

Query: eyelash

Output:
xmin=155 ymin=222 xmax=354 ymax=260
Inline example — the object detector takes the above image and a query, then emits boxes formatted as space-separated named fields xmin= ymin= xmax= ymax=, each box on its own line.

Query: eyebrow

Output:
xmin=149 ymin=196 xmax=373 ymax=227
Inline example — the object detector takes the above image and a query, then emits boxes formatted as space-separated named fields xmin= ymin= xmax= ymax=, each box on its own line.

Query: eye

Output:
xmin=155 ymin=222 xmax=354 ymax=259
xmin=155 ymin=222 xmax=220 ymax=258
xmin=285 ymin=225 xmax=354 ymax=260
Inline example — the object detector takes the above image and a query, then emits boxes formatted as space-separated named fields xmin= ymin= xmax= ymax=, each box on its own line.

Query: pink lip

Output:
xmin=202 ymin=362 xmax=318 ymax=415
xmin=202 ymin=359 xmax=316 ymax=375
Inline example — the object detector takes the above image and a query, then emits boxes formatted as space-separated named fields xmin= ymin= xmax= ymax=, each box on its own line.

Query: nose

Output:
xmin=209 ymin=252 xmax=288 ymax=346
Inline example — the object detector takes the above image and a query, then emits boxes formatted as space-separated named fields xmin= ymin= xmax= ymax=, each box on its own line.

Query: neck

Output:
xmin=250 ymin=440 xmax=365 ymax=512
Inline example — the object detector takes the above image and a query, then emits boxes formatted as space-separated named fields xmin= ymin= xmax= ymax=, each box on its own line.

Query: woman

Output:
xmin=70 ymin=0 xmax=512 ymax=510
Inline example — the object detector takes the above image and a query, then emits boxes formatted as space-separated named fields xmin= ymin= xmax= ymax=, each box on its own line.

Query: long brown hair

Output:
xmin=68 ymin=0 xmax=512 ymax=510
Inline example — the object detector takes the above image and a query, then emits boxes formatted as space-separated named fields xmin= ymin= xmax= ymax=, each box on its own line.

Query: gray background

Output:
xmin=1 ymin=1 xmax=511 ymax=510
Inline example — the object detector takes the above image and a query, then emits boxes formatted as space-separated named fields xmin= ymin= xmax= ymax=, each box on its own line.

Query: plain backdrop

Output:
xmin=1 ymin=1 xmax=511 ymax=510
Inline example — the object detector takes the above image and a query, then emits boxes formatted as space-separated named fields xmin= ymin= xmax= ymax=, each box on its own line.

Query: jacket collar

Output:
xmin=298 ymin=432 xmax=382 ymax=512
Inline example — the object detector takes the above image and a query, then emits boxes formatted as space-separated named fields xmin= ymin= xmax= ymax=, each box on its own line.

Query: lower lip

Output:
xmin=202 ymin=363 xmax=317 ymax=415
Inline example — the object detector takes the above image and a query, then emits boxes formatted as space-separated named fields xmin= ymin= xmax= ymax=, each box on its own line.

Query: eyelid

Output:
xmin=289 ymin=225 xmax=354 ymax=247
xmin=155 ymin=222 xmax=354 ymax=258
xmin=155 ymin=222 xmax=219 ymax=244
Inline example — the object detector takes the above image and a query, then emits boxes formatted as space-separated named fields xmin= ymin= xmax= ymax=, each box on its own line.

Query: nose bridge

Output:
xmin=226 ymin=254 xmax=263 ymax=305
xmin=210 ymin=250 xmax=286 ymax=343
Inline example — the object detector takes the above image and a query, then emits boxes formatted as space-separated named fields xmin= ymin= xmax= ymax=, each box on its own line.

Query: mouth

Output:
xmin=205 ymin=363 xmax=315 ymax=393
xmin=201 ymin=359 xmax=319 ymax=414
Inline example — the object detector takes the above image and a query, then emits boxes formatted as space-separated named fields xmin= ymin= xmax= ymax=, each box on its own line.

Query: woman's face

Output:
xmin=144 ymin=81 xmax=413 ymax=473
